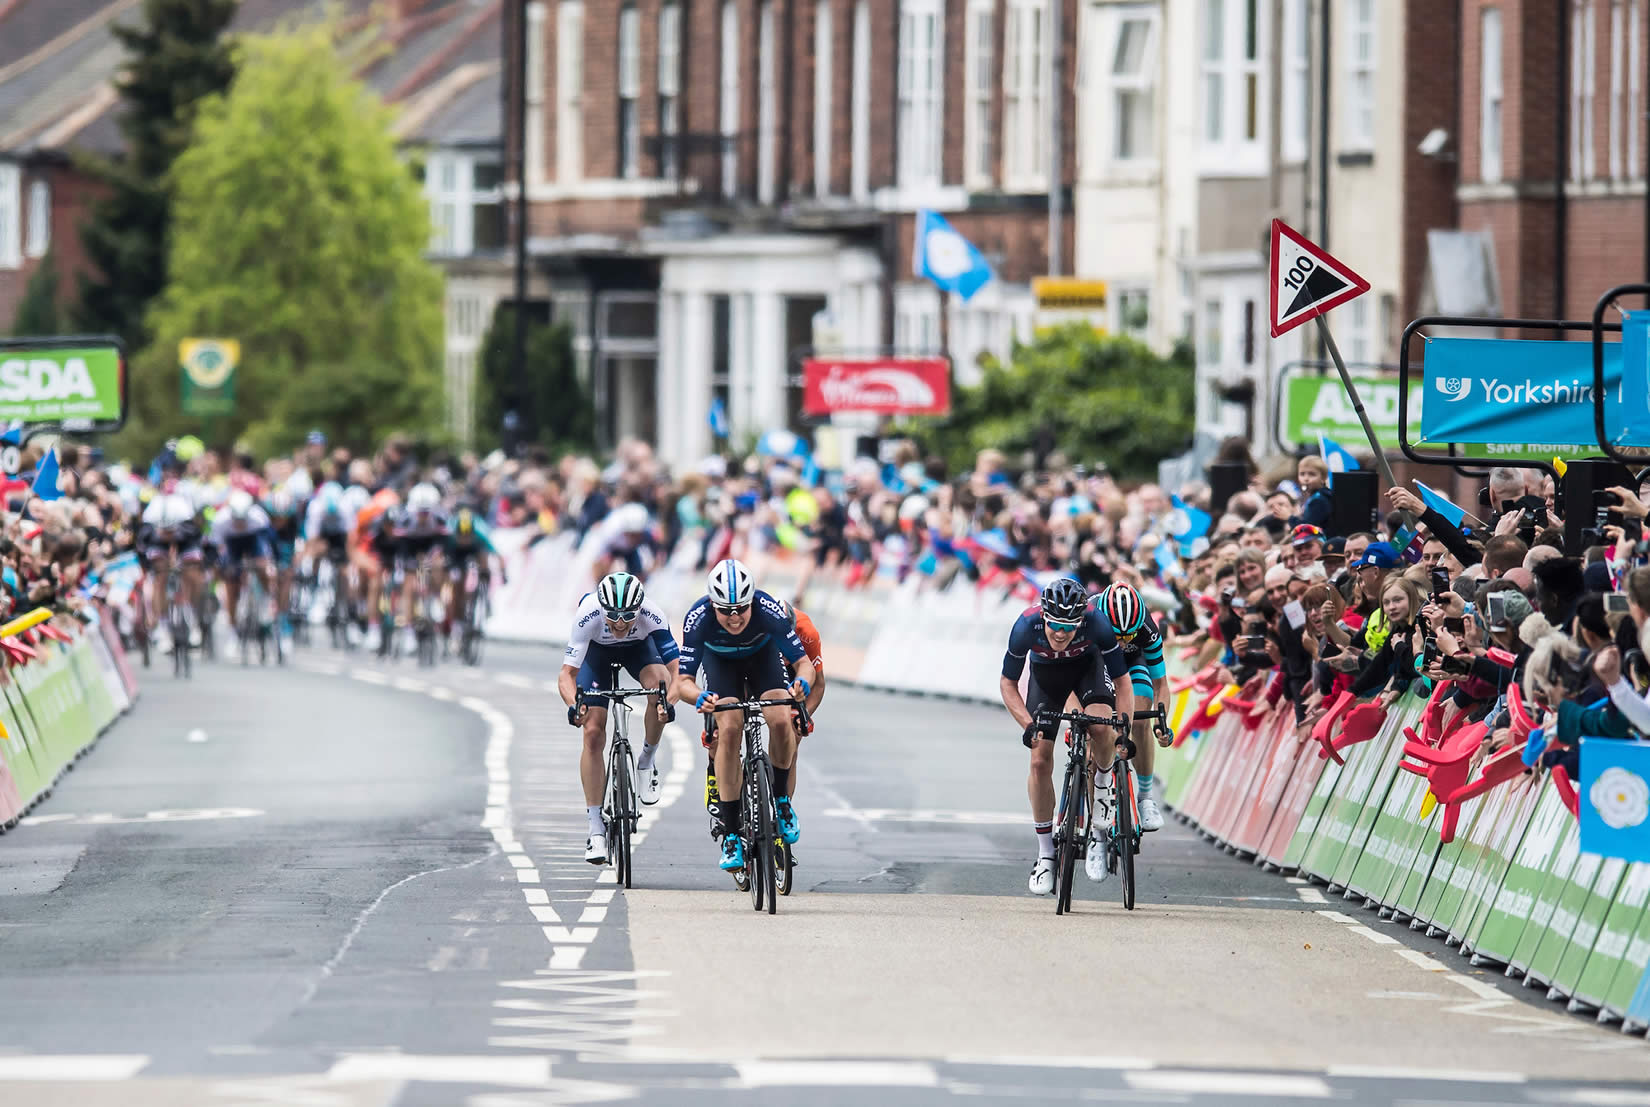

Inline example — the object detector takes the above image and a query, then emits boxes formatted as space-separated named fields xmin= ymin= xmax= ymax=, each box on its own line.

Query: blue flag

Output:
xmin=913 ymin=210 xmax=994 ymax=302
xmin=32 ymin=445 xmax=62 ymax=502
xmin=1168 ymin=494 xmax=1212 ymax=555
xmin=1318 ymin=435 xmax=1361 ymax=477
xmin=708 ymin=396 xmax=729 ymax=439
xmin=1579 ymin=738 xmax=1650 ymax=864
xmin=1414 ymin=479 xmax=1467 ymax=529
xmin=0 ymin=422 xmax=22 ymax=447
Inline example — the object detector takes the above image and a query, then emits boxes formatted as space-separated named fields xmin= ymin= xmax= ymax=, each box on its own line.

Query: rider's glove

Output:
xmin=1022 ymin=721 xmax=1044 ymax=749
xmin=696 ymin=690 xmax=715 ymax=711
xmin=793 ymin=678 xmax=811 ymax=700
xmin=567 ymin=704 xmax=581 ymax=726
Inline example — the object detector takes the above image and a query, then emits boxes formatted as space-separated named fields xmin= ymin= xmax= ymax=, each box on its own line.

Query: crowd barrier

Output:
xmin=0 ymin=607 xmax=140 ymax=829
xmin=484 ymin=528 xmax=1650 ymax=1034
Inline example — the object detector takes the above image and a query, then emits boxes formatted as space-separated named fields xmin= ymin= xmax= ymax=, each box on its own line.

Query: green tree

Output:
xmin=126 ymin=21 xmax=444 ymax=457
xmin=915 ymin=325 xmax=1195 ymax=481
xmin=11 ymin=250 xmax=63 ymax=337
xmin=474 ymin=304 xmax=594 ymax=454
xmin=74 ymin=0 xmax=239 ymax=349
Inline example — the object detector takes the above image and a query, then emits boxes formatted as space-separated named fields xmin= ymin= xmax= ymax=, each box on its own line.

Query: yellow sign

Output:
xmin=1033 ymin=278 xmax=1108 ymax=311
xmin=179 ymin=339 xmax=240 ymax=389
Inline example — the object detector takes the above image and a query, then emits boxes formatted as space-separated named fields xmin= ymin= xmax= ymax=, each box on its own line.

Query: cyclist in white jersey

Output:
xmin=558 ymin=571 xmax=680 ymax=863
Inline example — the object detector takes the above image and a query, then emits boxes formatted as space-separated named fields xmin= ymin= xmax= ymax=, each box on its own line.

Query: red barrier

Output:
xmin=1231 ymin=719 xmax=1315 ymax=855
xmin=1205 ymin=708 xmax=1287 ymax=846
xmin=1552 ymin=764 xmax=1581 ymax=816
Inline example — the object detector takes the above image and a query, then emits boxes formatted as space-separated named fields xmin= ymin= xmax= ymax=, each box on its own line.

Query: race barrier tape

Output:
xmin=0 ymin=605 xmax=138 ymax=831
xmin=484 ymin=529 xmax=1650 ymax=1034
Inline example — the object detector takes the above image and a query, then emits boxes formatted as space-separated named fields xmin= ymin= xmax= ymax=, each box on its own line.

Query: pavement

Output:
xmin=0 ymin=638 xmax=1646 ymax=1106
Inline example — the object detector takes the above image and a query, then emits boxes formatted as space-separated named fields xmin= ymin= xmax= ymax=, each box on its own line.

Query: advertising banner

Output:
xmin=1580 ymin=738 xmax=1650 ymax=864
xmin=1421 ymin=336 xmax=1623 ymax=450
xmin=802 ymin=356 xmax=950 ymax=416
xmin=0 ymin=342 xmax=124 ymax=430
xmin=180 ymin=338 xmax=239 ymax=417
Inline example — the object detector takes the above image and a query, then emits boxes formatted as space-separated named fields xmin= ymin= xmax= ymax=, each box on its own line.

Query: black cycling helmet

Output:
xmin=1040 ymin=577 xmax=1089 ymax=624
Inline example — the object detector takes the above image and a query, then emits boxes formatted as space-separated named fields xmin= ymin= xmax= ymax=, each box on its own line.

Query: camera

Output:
xmin=1430 ymin=567 xmax=1451 ymax=600
xmin=1440 ymin=652 xmax=1473 ymax=677
xmin=1606 ymin=592 xmax=1631 ymax=616
xmin=1582 ymin=490 xmax=1624 ymax=548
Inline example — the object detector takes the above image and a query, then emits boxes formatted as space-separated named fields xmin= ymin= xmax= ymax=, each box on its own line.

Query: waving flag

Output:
xmin=708 ymin=396 xmax=730 ymax=439
xmin=1414 ymin=480 xmax=1466 ymax=530
xmin=0 ymin=423 xmax=23 ymax=447
xmin=32 ymin=446 xmax=62 ymax=502
xmin=1318 ymin=435 xmax=1361 ymax=475
xmin=913 ymin=210 xmax=995 ymax=302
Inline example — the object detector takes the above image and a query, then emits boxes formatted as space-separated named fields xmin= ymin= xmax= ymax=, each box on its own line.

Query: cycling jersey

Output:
xmin=213 ymin=506 xmax=276 ymax=565
xmin=1001 ymin=604 xmax=1130 ymax=681
xmin=792 ymin=610 xmax=824 ymax=674
xmin=679 ymin=590 xmax=807 ymax=677
xmin=449 ymin=513 xmax=499 ymax=557
xmin=1114 ymin=608 xmax=1167 ymax=695
xmin=563 ymin=592 xmax=680 ymax=670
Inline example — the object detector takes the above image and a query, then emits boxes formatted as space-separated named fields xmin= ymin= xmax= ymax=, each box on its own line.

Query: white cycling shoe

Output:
xmin=1085 ymin=838 xmax=1109 ymax=883
xmin=1138 ymin=795 xmax=1165 ymax=832
xmin=637 ymin=762 xmax=661 ymax=806
xmin=584 ymin=833 xmax=608 ymax=865
xmin=1028 ymin=857 xmax=1055 ymax=895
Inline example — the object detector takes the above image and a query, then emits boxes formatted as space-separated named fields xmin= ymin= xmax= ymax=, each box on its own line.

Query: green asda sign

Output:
xmin=1282 ymin=373 xmax=1596 ymax=463
xmin=0 ymin=339 xmax=125 ymax=432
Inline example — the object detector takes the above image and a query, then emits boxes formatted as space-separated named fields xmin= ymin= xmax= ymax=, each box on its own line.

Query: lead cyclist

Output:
xmin=1098 ymin=582 xmax=1172 ymax=843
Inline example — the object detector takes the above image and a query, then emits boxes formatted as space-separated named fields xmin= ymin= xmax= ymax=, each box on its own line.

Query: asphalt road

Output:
xmin=0 ymin=638 xmax=1646 ymax=1107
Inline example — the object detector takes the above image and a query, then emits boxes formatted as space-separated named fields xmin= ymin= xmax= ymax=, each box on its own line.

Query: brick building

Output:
xmin=504 ymin=0 xmax=1077 ymax=462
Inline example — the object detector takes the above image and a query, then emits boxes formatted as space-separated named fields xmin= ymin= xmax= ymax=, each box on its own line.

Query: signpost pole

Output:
xmin=1314 ymin=315 xmax=1415 ymax=532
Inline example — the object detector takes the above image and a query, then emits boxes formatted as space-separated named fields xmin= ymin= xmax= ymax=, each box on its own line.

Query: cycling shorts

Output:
xmin=699 ymin=648 xmax=788 ymax=701
xmin=222 ymin=533 xmax=272 ymax=565
xmin=577 ymin=638 xmax=665 ymax=697
xmin=1024 ymin=655 xmax=1116 ymax=727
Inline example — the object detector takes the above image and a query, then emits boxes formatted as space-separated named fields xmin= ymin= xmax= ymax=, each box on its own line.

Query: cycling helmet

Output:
xmin=266 ymin=488 xmax=296 ymax=518
xmin=707 ymin=558 xmax=755 ymax=609
xmin=226 ymin=489 xmax=255 ymax=520
xmin=1102 ymin=581 xmax=1145 ymax=635
xmin=456 ymin=506 xmax=474 ymax=535
xmin=596 ymin=571 xmax=645 ymax=619
xmin=407 ymin=482 xmax=441 ymax=514
xmin=1040 ymin=577 xmax=1089 ymax=624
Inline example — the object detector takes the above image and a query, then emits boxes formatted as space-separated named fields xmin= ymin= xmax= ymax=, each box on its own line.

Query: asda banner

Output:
xmin=1422 ymin=336 xmax=1621 ymax=450
xmin=0 ymin=339 xmax=125 ymax=432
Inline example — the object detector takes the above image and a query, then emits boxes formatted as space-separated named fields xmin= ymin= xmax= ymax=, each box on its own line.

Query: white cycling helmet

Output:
xmin=226 ymin=489 xmax=255 ymax=520
xmin=596 ymin=571 xmax=645 ymax=618
xmin=407 ymin=482 xmax=441 ymax=514
xmin=707 ymin=559 xmax=754 ymax=609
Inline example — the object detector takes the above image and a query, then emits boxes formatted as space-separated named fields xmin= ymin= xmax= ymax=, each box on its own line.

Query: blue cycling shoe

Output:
xmin=719 ymin=835 xmax=745 ymax=871
xmin=776 ymin=799 xmax=800 ymax=845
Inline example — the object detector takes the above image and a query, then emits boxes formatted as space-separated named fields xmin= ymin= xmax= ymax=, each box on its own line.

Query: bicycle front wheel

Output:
xmin=1115 ymin=765 xmax=1136 ymax=911
xmin=1054 ymin=753 xmax=1084 ymax=916
xmin=753 ymin=760 xmax=777 ymax=915
xmin=612 ymin=743 xmax=635 ymax=889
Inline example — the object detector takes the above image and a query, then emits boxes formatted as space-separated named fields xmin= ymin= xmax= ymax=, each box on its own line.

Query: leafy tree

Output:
xmin=11 ymin=251 xmax=63 ymax=337
xmin=474 ymin=304 xmax=594 ymax=455
xmin=74 ymin=0 xmax=239 ymax=348
xmin=126 ymin=21 xmax=444 ymax=458
xmin=913 ymin=325 xmax=1195 ymax=481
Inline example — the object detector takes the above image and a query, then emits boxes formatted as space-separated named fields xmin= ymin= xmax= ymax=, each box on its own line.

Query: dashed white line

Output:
xmin=185 ymin=728 xmax=208 ymax=743
xmin=1126 ymin=1071 xmax=1331 ymax=1098
xmin=1325 ymin=1064 xmax=1527 ymax=1084
xmin=0 ymin=1056 xmax=150 ymax=1081
xmin=1296 ymin=887 xmax=1327 ymax=904
xmin=1348 ymin=925 xmax=1401 ymax=946
xmin=1315 ymin=910 xmax=1358 ymax=925
xmin=1396 ymin=948 xmax=1451 ymax=972
xmin=327 ymin=1054 xmax=550 ymax=1087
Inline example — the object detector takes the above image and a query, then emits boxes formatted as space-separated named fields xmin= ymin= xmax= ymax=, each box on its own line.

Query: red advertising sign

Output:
xmin=801 ymin=356 xmax=951 ymax=416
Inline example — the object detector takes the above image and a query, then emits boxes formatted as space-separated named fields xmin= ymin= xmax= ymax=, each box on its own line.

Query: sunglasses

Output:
xmin=713 ymin=603 xmax=751 ymax=616
xmin=1044 ymin=617 xmax=1081 ymax=633
xmin=606 ymin=612 xmax=638 ymax=624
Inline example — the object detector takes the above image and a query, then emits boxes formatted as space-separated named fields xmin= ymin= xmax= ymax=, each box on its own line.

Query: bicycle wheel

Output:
xmin=611 ymin=742 xmax=634 ymax=889
xmin=1054 ymin=754 xmax=1084 ymax=916
xmin=776 ymin=840 xmax=794 ymax=896
xmin=1115 ymin=764 xmax=1137 ymax=911
xmin=752 ymin=757 xmax=778 ymax=915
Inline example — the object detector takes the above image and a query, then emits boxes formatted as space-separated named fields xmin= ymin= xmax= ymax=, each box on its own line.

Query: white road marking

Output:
xmin=495 ymin=673 xmax=536 ymax=689
xmin=507 ymin=855 xmax=534 ymax=869
xmin=1126 ymin=1071 xmax=1331 ymax=1097
xmin=529 ymin=906 xmax=562 ymax=924
xmin=1286 ymin=876 xmax=1307 ymax=885
xmin=327 ymin=1054 xmax=550 ymax=1087
xmin=820 ymin=807 xmax=1022 ymax=825
xmin=350 ymin=669 xmax=388 ymax=685
xmin=1314 ymin=910 xmax=1358 ymax=925
xmin=0 ymin=1055 xmax=149 ymax=1080
xmin=586 ymin=888 xmax=615 ymax=906
xmin=516 ymin=869 xmax=541 ymax=883
xmin=549 ymin=947 xmax=587 ymax=969
xmin=1396 ymin=948 xmax=1451 ymax=972
xmin=1296 ymin=887 xmax=1327 ymax=904
xmin=943 ymin=1055 xmax=1153 ymax=1070
xmin=1548 ymin=1092 xmax=1650 ymax=1106
xmin=20 ymin=808 xmax=263 ymax=827
xmin=522 ymin=888 xmax=549 ymax=905
xmin=543 ymin=926 xmax=599 ymax=944
xmin=735 ymin=1061 xmax=939 ymax=1088
xmin=1348 ymin=925 xmax=1401 ymax=946
xmin=186 ymin=728 xmax=208 ymax=743
xmin=1326 ymin=1064 xmax=1526 ymax=1083
xmin=1447 ymin=974 xmax=1511 ymax=1001
xmin=578 ymin=907 xmax=608 ymax=924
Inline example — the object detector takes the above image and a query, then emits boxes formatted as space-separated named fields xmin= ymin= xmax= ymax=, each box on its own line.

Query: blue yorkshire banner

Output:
xmin=1421 ymin=336 xmax=1623 ymax=449
xmin=1579 ymin=738 xmax=1650 ymax=865
xmin=1618 ymin=310 xmax=1650 ymax=446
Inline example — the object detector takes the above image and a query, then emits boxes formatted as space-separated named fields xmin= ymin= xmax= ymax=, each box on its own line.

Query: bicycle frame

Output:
xmin=708 ymin=695 xmax=809 ymax=913
xmin=579 ymin=678 xmax=668 ymax=888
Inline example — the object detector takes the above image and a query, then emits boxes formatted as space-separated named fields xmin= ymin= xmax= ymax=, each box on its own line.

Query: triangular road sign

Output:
xmin=1268 ymin=218 xmax=1371 ymax=338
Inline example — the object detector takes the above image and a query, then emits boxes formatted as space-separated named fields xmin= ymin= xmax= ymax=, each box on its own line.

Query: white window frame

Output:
xmin=1003 ymin=0 xmax=1049 ymax=190
xmin=618 ymin=4 xmax=641 ymax=179
xmin=720 ymin=0 xmax=740 ymax=199
xmin=1199 ymin=0 xmax=1267 ymax=174
xmin=1201 ymin=294 xmax=1223 ymax=368
xmin=897 ymin=0 xmax=944 ymax=190
xmin=814 ymin=0 xmax=834 ymax=196
xmin=1281 ymin=0 xmax=1309 ymax=164
xmin=526 ymin=2 xmax=547 ymax=186
xmin=427 ymin=153 xmax=477 ymax=256
xmin=1572 ymin=0 xmax=1597 ymax=182
xmin=555 ymin=1 xmax=582 ymax=183
xmin=1343 ymin=0 xmax=1375 ymax=153
xmin=1346 ymin=295 xmax=1372 ymax=363
xmin=0 ymin=164 xmax=19 ymax=270
xmin=24 ymin=178 xmax=48 ymax=259
xmin=1610 ymin=0 xmax=1624 ymax=179
xmin=1116 ymin=286 xmax=1150 ymax=340
xmin=1480 ymin=6 xmax=1503 ymax=183
xmin=1102 ymin=5 xmax=1159 ymax=169
xmin=851 ymin=0 xmax=870 ymax=199
xmin=1630 ymin=0 xmax=1643 ymax=180
xmin=964 ymin=0 xmax=994 ymax=189
xmin=659 ymin=1 xmax=681 ymax=179
xmin=759 ymin=1 xmax=778 ymax=203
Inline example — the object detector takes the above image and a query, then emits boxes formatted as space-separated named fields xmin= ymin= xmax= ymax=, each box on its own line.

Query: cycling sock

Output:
xmin=1137 ymin=773 xmax=1155 ymax=795
xmin=716 ymin=799 xmax=741 ymax=838
xmin=586 ymin=806 xmax=604 ymax=836
xmin=1035 ymin=821 xmax=1054 ymax=860
xmin=637 ymin=742 xmax=658 ymax=771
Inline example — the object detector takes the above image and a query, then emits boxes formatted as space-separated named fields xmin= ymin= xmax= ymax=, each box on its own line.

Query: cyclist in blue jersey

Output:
xmin=673 ymin=559 xmax=816 ymax=873
xmin=1100 ymin=582 xmax=1173 ymax=845
xmin=1000 ymin=577 xmax=1134 ymax=896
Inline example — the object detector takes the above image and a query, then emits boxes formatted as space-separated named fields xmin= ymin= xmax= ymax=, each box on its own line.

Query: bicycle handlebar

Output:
xmin=706 ymin=695 xmax=811 ymax=734
xmin=1033 ymin=708 xmax=1129 ymax=732
xmin=577 ymin=682 xmax=670 ymax=706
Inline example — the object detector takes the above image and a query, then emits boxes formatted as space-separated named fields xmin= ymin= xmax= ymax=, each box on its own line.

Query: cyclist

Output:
xmin=264 ymin=487 xmax=303 ymax=641
xmin=137 ymin=462 xmax=205 ymax=648
xmin=214 ymin=489 xmax=278 ymax=646
xmin=673 ymin=559 xmax=815 ymax=873
xmin=1099 ymin=582 xmax=1172 ymax=842
xmin=1000 ymin=577 xmax=1134 ymax=895
xmin=397 ymin=482 xmax=450 ymax=649
xmin=559 ymin=571 xmax=680 ymax=863
xmin=448 ymin=502 xmax=504 ymax=637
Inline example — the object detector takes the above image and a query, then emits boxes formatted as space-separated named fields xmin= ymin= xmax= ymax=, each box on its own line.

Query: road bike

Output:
xmin=1034 ymin=706 xmax=1133 ymax=914
xmin=456 ymin=564 xmax=489 ymax=667
xmin=412 ymin=557 xmax=442 ymax=668
xmin=707 ymin=694 xmax=809 ymax=914
xmin=231 ymin=561 xmax=281 ymax=666
xmin=164 ymin=557 xmax=192 ymax=679
xmin=578 ymin=674 xmax=669 ymax=889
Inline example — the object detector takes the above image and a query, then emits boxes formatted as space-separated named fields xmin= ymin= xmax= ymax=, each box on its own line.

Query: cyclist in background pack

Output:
xmin=1099 ymin=582 xmax=1172 ymax=838
xmin=1000 ymin=577 xmax=1135 ymax=896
